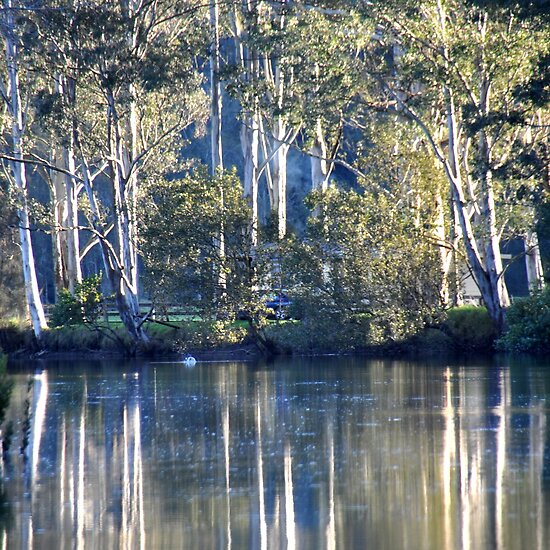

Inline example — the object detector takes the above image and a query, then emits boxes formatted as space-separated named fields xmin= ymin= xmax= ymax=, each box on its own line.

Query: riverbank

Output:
xmin=0 ymin=319 xmax=496 ymax=363
xmin=3 ymin=299 xmax=547 ymax=360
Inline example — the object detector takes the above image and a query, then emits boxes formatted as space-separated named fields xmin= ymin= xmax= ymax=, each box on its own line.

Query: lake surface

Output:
xmin=2 ymin=355 xmax=550 ymax=549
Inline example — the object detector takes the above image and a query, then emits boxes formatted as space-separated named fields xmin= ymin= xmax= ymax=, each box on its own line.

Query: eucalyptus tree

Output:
xmin=227 ymin=1 xmax=366 ymax=239
xmin=291 ymin=4 xmax=367 ymax=196
xmin=228 ymin=1 xmax=261 ymax=245
xmin=33 ymin=0 xmax=209 ymax=343
xmin=284 ymin=186 xmax=442 ymax=346
xmin=253 ymin=0 xmax=302 ymax=240
xmin=351 ymin=115 xmax=457 ymax=305
xmin=357 ymin=0 xmax=549 ymax=331
xmin=140 ymin=167 xmax=256 ymax=321
xmin=0 ymin=0 xmax=48 ymax=337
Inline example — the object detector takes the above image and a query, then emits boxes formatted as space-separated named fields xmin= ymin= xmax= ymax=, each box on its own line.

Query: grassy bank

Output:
xmin=4 ymin=300 xmax=544 ymax=359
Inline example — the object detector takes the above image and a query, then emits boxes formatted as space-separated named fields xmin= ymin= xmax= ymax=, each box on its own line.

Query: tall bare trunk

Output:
xmin=107 ymin=86 xmax=148 ymax=344
xmin=434 ymin=1 xmax=508 ymax=331
xmin=445 ymin=88 xmax=508 ymax=330
xmin=476 ymin=28 xmax=509 ymax=326
xmin=210 ymin=0 xmax=226 ymax=290
xmin=525 ymin=232 xmax=544 ymax=291
xmin=3 ymin=0 xmax=48 ymax=337
xmin=310 ymin=119 xmax=329 ymax=194
xmin=210 ymin=0 xmax=223 ymax=173
xmin=270 ymin=126 xmax=290 ymax=239
xmin=234 ymin=3 xmax=260 ymax=246
xmin=52 ymin=76 xmax=82 ymax=295
xmin=434 ymin=189 xmax=451 ymax=306
xmin=241 ymin=111 xmax=259 ymax=246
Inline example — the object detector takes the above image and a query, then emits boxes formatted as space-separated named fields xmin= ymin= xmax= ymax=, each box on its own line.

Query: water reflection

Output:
xmin=4 ymin=356 xmax=550 ymax=549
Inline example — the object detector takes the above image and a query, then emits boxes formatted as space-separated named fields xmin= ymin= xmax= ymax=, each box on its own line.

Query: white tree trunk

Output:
xmin=210 ymin=0 xmax=223 ymax=173
xmin=107 ymin=87 xmax=148 ymax=344
xmin=3 ymin=1 xmax=48 ymax=337
xmin=434 ymin=189 xmax=451 ymax=306
xmin=445 ymin=88 xmax=508 ymax=330
xmin=210 ymin=0 xmax=226 ymax=290
xmin=310 ymin=119 xmax=329 ymax=193
xmin=233 ymin=3 xmax=260 ymax=246
xmin=52 ymin=75 xmax=82 ymax=295
xmin=525 ymin=231 xmax=544 ymax=291
xmin=241 ymin=111 xmax=260 ymax=246
xmin=270 ymin=128 xmax=290 ymax=239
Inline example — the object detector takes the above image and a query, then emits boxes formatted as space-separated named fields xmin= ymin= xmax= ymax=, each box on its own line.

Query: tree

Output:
xmin=227 ymin=2 xmax=366 ymax=239
xmin=140 ymin=167 xmax=257 ymax=320
xmin=0 ymin=0 xmax=48 ymax=338
xmin=358 ymin=0 xmax=549 ymax=331
xmin=32 ymin=0 xmax=208 ymax=343
xmin=284 ymin=186 xmax=441 ymax=347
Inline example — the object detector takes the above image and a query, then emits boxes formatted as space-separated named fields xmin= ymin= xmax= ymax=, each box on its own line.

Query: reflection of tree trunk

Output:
xmin=284 ymin=440 xmax=296 ymax=550
xmin=119 ymin=400 xmax=146 ymax=549
xmin=222 ymin=393 xmax=232 ymax=549
xmin=75 ymin=382 xmax=86 ymax=550
xmin=255 ymin=392 xmax=267 ymax=550
xmin=22 ymin=372 xmax=48 ymax=549
xmin=326 ymin=423 xmax=336 ymax=550
xmin=493 ymin=368 xmax=509 ymax=550
xmin=441 ymin=368 xmax=456 ymax=550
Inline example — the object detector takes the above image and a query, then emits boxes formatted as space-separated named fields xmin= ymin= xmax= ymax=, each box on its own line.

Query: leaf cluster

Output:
xmin=50 ymin=274 xmax=103 ymax=327
xmin=283 ymin=186 xmax=442 ymax=344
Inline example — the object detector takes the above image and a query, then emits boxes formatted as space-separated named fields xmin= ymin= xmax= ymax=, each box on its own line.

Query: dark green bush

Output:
xmin=0 ymin=321 xmax=35 ymax=353
xmin=404 ymin=328 xmax=454 ymax=354
xmin=497 ymin=288 xmax=550 ymax=353
xmin=444 ymin=306 xmax=497 ymax=351
xmin=0 ymin=352 xmax=13 ymax=427
xmin=50 ymin=275 xmax=103 ymax=327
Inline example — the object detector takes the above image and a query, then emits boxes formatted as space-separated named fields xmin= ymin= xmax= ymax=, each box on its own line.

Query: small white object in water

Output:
xmin=183 ymin=355 xmax=197 ymax=367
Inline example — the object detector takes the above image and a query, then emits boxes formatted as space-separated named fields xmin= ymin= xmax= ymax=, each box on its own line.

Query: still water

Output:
xmin=2 ymin=355 xmax=550 ymax=549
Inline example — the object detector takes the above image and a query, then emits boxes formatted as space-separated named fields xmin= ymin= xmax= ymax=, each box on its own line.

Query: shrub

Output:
xmin=444 ymin=306 xmax=497 ymax=351
xmin=173 ymin=320 xmax=247 ymax=351
xmin=0 ymin=351 xmax=13 ymax=427
xmin=50 ymin=275 xmax=103 ymax=327
xmin=497 ymin=288 xmax=550 ymax=353
xmin=0 ymin=320 xmax=35 ymax=353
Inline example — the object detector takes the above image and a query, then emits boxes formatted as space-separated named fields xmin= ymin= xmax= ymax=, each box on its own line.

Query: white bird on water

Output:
xmin=183 ymin=355 xmax=197 ymax=367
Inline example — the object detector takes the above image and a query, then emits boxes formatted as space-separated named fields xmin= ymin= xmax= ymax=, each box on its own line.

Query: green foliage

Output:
xmin=0 ymin=320 xmax=36 ymax=353
xmin=50 ymin=275 xmax=103 ymax=327
xmin=0 ymin=184 xmax=25 ymax=319
xmin=444 ymin=306 xmax=497 ymax=351
xmin=41 ymin=324 xmax=134 ymax=352
xmin=406 ymin=328 xmax=455 ymax=354
xmin=497 ymin=289 xmax=550 ymax=353
xmin=173 ymin=321 xmax=248 ymax=351
xmin=0 ymin=352 xmax=13 ymax=428
xmin=140 ymin=167 xmax=269 ymax=323
xmin=281 ymin=187 xmax=443 ymax=349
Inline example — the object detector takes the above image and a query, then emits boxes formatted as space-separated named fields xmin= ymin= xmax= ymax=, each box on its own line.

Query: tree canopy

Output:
xmin=0 ymin=0 xmax=547 ymax=348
